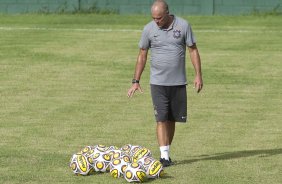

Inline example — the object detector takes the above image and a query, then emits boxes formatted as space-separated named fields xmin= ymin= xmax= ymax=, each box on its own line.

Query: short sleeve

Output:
xmin=138 ymin=26 xmax=150 ymax=49
xmin=185 ymin=23 xmax=196 ymax=47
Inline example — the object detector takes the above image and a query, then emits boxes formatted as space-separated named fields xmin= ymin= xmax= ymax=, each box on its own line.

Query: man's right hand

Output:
xmin=127 ymin=83 xmax=143 ymax=98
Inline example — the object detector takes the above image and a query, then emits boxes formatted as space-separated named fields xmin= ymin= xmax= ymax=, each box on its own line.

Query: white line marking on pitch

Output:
xmin=0 ymin=27 xmax=280 ymax=33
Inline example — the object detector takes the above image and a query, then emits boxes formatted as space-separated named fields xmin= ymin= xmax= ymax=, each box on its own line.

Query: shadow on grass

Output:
xmin=144 ymin=174 xmax=174 ymax=183
xmin=175 ymin=148 xmax=282 ymax=165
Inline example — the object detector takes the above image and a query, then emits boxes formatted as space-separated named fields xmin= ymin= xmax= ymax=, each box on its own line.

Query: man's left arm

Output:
xmin=188 ymin=44 xmax=203 ymax=93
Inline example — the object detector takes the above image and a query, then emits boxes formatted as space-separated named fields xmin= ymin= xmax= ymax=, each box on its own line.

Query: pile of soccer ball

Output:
xmin=69 ymin=144 xmax=165 ymax=183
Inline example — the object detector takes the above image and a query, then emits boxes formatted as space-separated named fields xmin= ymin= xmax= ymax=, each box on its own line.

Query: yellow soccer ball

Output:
xmin=124 ymin=162 xmax=147 ymax=183
xmin=69 ymin=153 xmax=94 ymax=176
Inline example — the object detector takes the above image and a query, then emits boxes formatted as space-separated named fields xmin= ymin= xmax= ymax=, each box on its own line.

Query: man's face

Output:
xmin=152 ymin=11 xmax=169 ymax=28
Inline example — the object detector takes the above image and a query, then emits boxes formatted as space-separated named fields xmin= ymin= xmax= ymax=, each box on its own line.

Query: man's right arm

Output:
xmin=127 ymin=48 xmax=148 ymax=98
xmin=133 ymin=48 xmax=148 ymax=81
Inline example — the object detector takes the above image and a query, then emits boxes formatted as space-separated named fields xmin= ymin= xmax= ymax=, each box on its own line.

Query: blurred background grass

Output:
xmin=0 ymin=14 xmax=281 ymax=184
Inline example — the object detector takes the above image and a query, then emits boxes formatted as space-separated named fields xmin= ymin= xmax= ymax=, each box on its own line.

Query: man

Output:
xmin=127 ymin=0 xmax=203 ymax=167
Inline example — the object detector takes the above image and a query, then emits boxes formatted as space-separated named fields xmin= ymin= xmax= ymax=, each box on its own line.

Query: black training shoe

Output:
xmin=160 ymin=158 xmax=171 ymax=167
xmin=168 ymin=157 xmax=174 ymax=165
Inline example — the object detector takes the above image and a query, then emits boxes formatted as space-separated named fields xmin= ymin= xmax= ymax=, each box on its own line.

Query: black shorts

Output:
xmin=150 ymin=84 xmax=187 ymax=123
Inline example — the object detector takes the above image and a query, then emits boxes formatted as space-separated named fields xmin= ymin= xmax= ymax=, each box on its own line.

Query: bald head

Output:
xmin=151 ymin=0 xmax=169 ymax=15
xmin=151 ymin=0 xmax=171 ymax=29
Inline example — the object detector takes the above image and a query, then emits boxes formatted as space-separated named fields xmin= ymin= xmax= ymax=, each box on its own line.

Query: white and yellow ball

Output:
xmin=94 ymin=144 xmax=109 ymax=152
xmin=129 ymin=145 xmax=143 ymax=157
xmin=79 ymin=145 xmax=96 ymax=157
xmin=110 ymin=149 xmax=128 ymax=160
xmin=108 ymin=145 xmax=119 ymax=151
xmin=138 ymin=156 xmax=164 ymax=178
xmin=132 ymin=147 xmax=152 ymax=162
xmin=82 ymin=145 xmax=109 ymax=160
xmin=120 ymin=144 xmax=132 ymax=154
xmin=69 ymin=153 xmax=94 ymax=176
xmin=92 ymin=152 xmax=111 ymax=172
xmin=105 ymin=147 xmax=121 ymax=161
xmin=124 ymin=162 xmax=147 ymax=183
xmin=110 ymin=155 xmax=132 ymax=178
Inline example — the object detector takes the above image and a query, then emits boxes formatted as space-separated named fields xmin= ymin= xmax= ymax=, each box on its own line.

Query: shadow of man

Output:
xmin=174 ymin=148 xmax=282 ymax=165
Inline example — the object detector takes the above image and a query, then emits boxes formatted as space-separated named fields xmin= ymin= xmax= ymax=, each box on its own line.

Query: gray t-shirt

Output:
xmin=139 ymin=15 xmax=196 ymax=86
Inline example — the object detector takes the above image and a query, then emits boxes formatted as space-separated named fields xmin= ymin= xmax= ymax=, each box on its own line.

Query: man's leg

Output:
xmin=157 ymin=121 xmax=170 ymax=146
xmin=167 ymin=121 xmax=175 ymax=145
xmin=157 ymin=121 xmax=174 ymax=167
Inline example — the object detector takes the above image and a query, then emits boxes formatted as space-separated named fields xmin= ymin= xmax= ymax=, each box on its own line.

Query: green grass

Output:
xmin=0 ymin=14 xmax=282 ymax=184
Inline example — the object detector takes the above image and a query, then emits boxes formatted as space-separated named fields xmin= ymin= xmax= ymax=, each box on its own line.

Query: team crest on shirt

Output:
xmin=173 ymin=29 xmax=181 ymax=39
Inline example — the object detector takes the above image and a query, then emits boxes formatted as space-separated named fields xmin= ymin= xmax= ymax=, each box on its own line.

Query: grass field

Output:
xmin=0 ymin=14 xmax=282 ymax=184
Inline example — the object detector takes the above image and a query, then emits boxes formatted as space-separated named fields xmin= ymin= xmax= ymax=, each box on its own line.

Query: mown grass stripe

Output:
xmin=0 ymin=26 xmax=281 ymax=33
